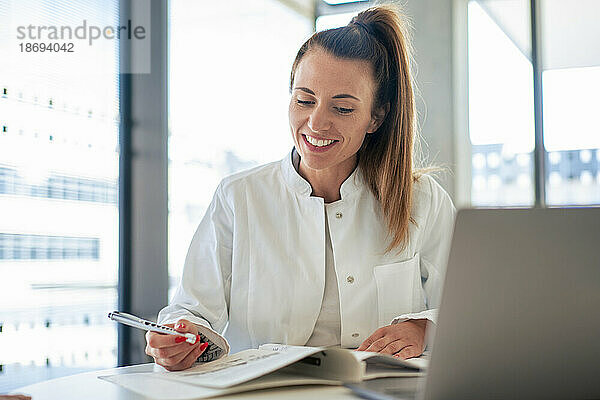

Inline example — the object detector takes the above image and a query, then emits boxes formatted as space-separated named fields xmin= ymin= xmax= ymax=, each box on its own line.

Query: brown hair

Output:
xmin=290 ymin=3 xmax=418 ymax=252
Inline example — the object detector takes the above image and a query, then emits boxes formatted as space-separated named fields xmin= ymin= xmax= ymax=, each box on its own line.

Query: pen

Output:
xmin=108 ymin=311 xmax=200 ymax=345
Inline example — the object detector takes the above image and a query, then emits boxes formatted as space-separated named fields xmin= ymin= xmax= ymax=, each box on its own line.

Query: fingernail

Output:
xmin=175 ymin=336 xmax=186 ymax=343
xmin=199 ymin=342 xmax=209 ymax=352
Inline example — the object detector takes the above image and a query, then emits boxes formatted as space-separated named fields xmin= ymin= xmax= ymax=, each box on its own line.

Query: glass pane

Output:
xmin=168 ymin=1 xmax=313 ymax=295
xmin=468 ymin=0 xmax=535 ymax=206
xmin=0 ymin=0 xmax=119 ymax=391
xmin=541 ymin=2 xmax=600 ymax=205
xmin=316 ymin=11 xmax=360 ymax=31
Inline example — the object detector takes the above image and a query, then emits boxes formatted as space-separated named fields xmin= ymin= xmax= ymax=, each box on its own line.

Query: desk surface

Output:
xmin=13 ymin=364 xmax=421 ymax=399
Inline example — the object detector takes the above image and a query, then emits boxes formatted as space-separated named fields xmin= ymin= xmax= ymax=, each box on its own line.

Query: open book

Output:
xmin=100 ymin=344 xmax=427 ymax=399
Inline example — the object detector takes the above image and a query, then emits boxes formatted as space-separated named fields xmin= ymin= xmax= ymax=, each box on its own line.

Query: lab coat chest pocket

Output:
xmin=373 ymin=255 xmax=420 ymax=326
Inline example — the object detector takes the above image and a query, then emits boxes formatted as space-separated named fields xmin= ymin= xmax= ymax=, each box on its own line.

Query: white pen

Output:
xmin=108 ymin=311 xmax=200 ymax=344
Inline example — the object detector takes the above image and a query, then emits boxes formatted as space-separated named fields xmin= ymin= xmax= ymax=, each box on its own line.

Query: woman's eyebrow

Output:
xmin=294 ymin=87 xmax=361 ymax=102
xmin=332 ymin=93 xmax=360 ymax=101
xmin=294 ymin=87 xmax=315 ymax=95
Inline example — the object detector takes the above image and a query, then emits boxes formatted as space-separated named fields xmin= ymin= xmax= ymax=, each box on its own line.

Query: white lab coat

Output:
xmin=159 ymin=150 xmax=456 ymax=353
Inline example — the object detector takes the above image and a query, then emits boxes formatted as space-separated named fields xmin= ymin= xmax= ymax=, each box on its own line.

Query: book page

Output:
xmin=276 ymin=347 xmax=364 ymax=382
xmin=257 ymin=345 xmax=425 ymax=381
xmin=195 ymin=323 xmax=230 ymax=362
xmin=363 ymin=362 xmax=426 ymax=379
xmin=350 ymin=350 xmax=429 ymax=370
xmin=153 ymin=347 xmax=324 ymax=389
xmin=99 ymin=369 xmax=342 ymax=400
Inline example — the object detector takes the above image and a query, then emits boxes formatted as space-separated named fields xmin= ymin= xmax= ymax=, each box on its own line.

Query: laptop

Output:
xmin=347 ymin=207 xmax=600 ymax=400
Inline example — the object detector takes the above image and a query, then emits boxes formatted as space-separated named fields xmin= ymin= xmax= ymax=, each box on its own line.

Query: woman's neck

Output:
xmin=298 ymin=155 xmax=357 ymax=203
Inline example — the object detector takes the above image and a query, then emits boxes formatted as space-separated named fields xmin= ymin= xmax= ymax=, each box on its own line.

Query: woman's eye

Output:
xmin=296 ymin=99 xmax=314 ymax=106
xmin=335 ymin=107 xmax=354 ymax=114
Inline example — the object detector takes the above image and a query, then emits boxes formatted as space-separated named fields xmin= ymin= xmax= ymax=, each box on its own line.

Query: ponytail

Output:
xmin=290 ymin=3 xmax=418 ymax=252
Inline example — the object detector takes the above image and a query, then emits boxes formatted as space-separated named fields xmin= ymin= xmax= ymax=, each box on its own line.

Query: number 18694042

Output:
xmin=19 ymin=42 xmax=74 ymax=52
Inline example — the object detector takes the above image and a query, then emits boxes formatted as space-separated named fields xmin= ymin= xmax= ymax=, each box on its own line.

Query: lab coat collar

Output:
xmin=280 ymin=148 xmax=365 ymax=200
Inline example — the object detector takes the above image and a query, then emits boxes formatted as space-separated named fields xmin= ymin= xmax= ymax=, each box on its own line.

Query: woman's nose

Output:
xmin=307 ymin=105 xmax=331 ymax=133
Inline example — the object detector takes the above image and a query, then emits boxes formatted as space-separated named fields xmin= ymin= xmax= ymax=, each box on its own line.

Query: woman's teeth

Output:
xmin=306 ymin=135 xmax=335 ymax=147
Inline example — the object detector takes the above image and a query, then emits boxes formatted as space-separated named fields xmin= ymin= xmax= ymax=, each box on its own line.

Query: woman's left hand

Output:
xmin=356 ymin=319 xmax=428 ymax=359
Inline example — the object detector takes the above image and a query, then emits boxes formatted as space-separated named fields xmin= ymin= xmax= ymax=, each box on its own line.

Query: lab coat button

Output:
xmin=346 ymin=275 xmax=355 ymax=284
xmin=335 ymin=212 xmax=343 ymax=219
xmin=352 ymin=333 xmax=359 ymax=338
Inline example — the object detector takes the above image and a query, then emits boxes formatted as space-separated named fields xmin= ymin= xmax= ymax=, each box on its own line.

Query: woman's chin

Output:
xmin=299 ymin=157 xmax=333 ymax=172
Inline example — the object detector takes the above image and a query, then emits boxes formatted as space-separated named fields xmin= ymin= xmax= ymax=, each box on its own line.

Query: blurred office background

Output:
xmin=0 ymin=0 xmax=598 ymax=392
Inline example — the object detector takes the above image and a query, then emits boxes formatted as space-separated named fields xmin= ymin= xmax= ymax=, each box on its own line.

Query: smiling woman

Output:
xmin=151 ymin=3 xmax=456 ymax=371
xmin=289 ymin=5 xmax=418 ymax=251
xmin=289 ymin=50 xmax=383 ymax=202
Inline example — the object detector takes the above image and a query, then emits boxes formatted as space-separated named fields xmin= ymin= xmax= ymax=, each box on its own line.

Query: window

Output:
xmin=0 ymin=165 xmax=117 ymax=203
xmin=0 ymin=0 xmax=119 ymax=391
xmin=542 ymin=73 xmax=600 ymax=205
xmin=468 ymin=0 xmax=535 ymax=206
xmin=315 ymin=0 xmax=370 ymax=31
xmin=468 ymin=0 xmax=600 ymax=206
xmin=0 ymin=234 xmax=100 ymax=261
xmin=167 ymin=0 xmax=313 ymax=294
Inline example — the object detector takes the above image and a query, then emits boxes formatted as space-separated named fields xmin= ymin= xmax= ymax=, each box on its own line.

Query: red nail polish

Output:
xmin=199 ymin=342 xmax=209 ymax=352
xmin=175 ymin=323 xmax=185 ymax=330
xmin=175 ymin=336 xmax=186 ymax=343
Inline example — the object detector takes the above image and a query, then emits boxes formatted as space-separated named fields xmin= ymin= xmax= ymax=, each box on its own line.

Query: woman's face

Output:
xmin=289 ymin=48 xmax=384 ymax=174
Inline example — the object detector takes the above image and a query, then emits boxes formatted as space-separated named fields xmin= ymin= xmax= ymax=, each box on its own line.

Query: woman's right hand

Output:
xmin=145 ymin=319 xmax=208 ymax=371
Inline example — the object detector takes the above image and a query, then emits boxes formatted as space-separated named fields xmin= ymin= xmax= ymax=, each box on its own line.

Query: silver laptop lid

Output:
xmin=422 ymin=207 xmax=600 ymax=400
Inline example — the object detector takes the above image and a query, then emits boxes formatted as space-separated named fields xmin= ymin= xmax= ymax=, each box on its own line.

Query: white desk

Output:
xmin=13 ymin=364 xmax=421 ymax=399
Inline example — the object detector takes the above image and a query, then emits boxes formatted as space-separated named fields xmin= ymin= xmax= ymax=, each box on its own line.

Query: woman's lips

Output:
xmin=302 ymin=134 xmax=339 ymax=153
